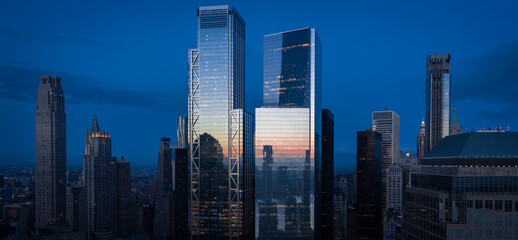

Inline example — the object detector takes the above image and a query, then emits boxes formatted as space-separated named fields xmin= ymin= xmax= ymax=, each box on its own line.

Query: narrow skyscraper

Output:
xmin=155 ymin=138 xmax=174 ymax=239
xmin=116 ymin=156 xmax=137 ymax=238
xmin=450 ymin=105 xmax=462 ymax=135
xmin=35 ymin=76 xmax=66 ymax=228
xmin=321 ymin=109 xmax=334 ymax=240
xmin=177 ymin=116 xmax=188 ymax=149
xmin=356 ymin=130 xmax=382 ymax=240
xmin=425 ymin=53 xmax=451 ymax=153
xmin=372 ymin=110 xmax=400 ymax=213
xmin=84 ymin=116 xmax=117 ymax=240
xmin=188 ymin=5 xmax=254 ymax=239
xmin=416 ymin=120 xmax=426 ymax=161
xmin=256 ymin=27 xmax=322 ymax=239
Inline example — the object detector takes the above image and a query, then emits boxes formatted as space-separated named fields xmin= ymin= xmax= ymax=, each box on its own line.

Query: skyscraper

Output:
xmin=321 ymin=109 xmax=334 ymax=240
xmin=174 ymin=148 xmax=189 ymax=239
xmin=255 ymin=27 xmax=322 ymax=239
xmin=116 ymin=156 xmax=137 ymax=238
xmin=356 ymin=130 xmax=382 ymax=240
xmin=188 ymin=5 xmax=254 ymax=239
xmin=83 ymin=116 xmax=117 ymax=240
xmin=416 ymin=120 xmax=426 ymax=161
xmin=155 ymin=138 xmax=174 ymax=239
xmin=425 ymin=53 xmax=451 ymax=153
xmin=450 ymin=105 xmax=462 ymax=135
xmin=177 ymin=116 xmax=188 ymax=149
xmin=372 ymin=110 xmax=400 ymax=213
xmin=35 ymin=76 xmax=66 ymax=228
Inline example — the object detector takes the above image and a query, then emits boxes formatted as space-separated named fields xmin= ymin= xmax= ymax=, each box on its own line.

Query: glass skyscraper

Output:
xmin=188 ymin=5 xmax=254 ymax=240
xmin=255 ymin=27 xmax=322 ymax=239
xmin=425 ymin=54 xmax=451 ymax=153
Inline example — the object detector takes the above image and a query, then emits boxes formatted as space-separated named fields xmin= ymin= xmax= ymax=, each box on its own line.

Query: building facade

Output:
xmin=188 ymin=5 xmax=254 ymax=239
xmin=255 ymin=27 xmax=322 ymax=240
xmin=116 ymin=156 xmax=137 ymax=238
xmin=322 ymin=109 xmax=334 ymax=240
xmin=356 ymin=130 xmax=382 ymax=240
xmin=403 ymin=132 xmax=518 ymax=240
xmin=425 ymin=53 xmax=451 ymax=154
xmin=35 ymin=76 xmax=66 ymax=228
xmin=155 ymin=138 xmax=174 ymax=239
xmin=177 ymin=116 xmax=188 ymax=149
xmin=372 ymin=110 xmax=400 ymax=214
xmin=174 ymin=148 xmax=189 ymax=239
xmin=83 ymin=116 xmax=117 ymax=240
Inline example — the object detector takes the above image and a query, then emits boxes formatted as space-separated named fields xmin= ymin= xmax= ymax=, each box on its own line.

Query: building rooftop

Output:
xmin=423 ymin=132 xmax=518 ymax=164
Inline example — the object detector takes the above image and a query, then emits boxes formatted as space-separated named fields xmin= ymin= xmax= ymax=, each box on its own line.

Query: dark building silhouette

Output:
xmin=83 ymin=116 xmax=117 ymax=240
xmin=356 ymin=130 xmax=382 ymax=240
xmin=416 ymin=120 xmax=426 ymax=162
xmin=116 ymin=157 xmax=137 ymax=238
xmin=425 ymin=54 xmax=451 ymax=154
xmin=155 ymin=138 xmax=174 ymax=239
xmin=35 ymin=76 xmax=66 ymax=228
xmin=173 ymin=148 xmax=188 ymax=239
xmin=66 ymin=185 xmax=86 ymax=232
xmin=321 ymin=109 xmax=334 ymax=240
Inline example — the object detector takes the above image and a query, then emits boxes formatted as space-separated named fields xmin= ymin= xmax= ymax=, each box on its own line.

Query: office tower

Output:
xmin=255 ymin=27 xmax=322 ymax=239
xmin=177 ymin=116 xmax=188 ymax=149
xmin=416 ymin=120 xmax=426 ymax=162
xmin=66 ymin=185 xmax=87 ymax=232
xmin=188 ymin=5 xmax=254 ymax=239
xmin=35 ymin=76 xmax=66 ymax=228
xmin=384 ymin=165 xmax=403 ymax=239
xmin=116 ymin=156 xmax=137 ymax=238
xmin=372 ymin=110 xmax=400 ymax=214
xmin=450 ymin=105 xmax=462 ymax=135
xmin=356 ymin=130 xmax=382 ymax=240
xmin=425 ymin=53 xmax=451 ymax=153
xmin=174 ymin=148 xmax=189 ymax=239
xmin=333 ymin=187 xmax=347 ymax=240
xmin=402 ymin=132 xmax=518 ymax=240
xmin=83 ymin=116 xmax=117 ymax=240
xmin=158 ymin=138 xmax=173 ymax=196
xmin=321 ymin=109 xmax=334 ymax=240
xmin=155 ymin=138 xmax=174 ymax=239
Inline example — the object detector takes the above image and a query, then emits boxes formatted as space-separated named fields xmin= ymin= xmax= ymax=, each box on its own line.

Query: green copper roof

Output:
xmin=424 ymin=132 xmax=518 ymax=159
xmin=90 ymin=115 xmax=100 ymax=132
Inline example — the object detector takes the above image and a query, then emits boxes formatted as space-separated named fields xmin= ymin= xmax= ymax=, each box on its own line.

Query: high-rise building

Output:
xmin=83 ymin=116 xmax=117 ymax=240
xmin=116 ymin=156 xmax=137 ymax=238
xmin=255 ymin=27 xmax=322 ymax=239
xmin=356 ymin=130 xmax=382 ymax=240
xmin=416 ymin=120 xmax=426 ymax=162
xmin=35 ymin=76 xmax=66 ymax=228
xmin=372 ymin=110 xmax=400 ymax=213
xmin=322 ymin=109 xmax=334 ymax=240
xmin=450 ymin=105 xmax=462 ymax=135
xmin=66 ymin=185 xmax=87 ymax=232
xmin=177 ymin=116 xmax=188 ymax=149
xmin=188 ymin=5 xmax=254 ymax=239
xmin=425 ymin=53 xmax=451 ymax=153
xmin=174 ymin=148 xmax=189 ymax=239
xmin=385 ymin=165 xmax=402 ymax=213
xmin=403 ymin=132 xmax=518 ymax=240
xmin=155 ymin=138 xmax=174 ymax=239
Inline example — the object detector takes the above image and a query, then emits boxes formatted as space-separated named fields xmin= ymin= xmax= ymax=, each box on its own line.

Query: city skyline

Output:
xmin=2 ymin=1 xmax=518 ymax=172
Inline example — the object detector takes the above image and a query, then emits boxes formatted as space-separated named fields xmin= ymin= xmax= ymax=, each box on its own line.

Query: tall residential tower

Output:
xmin=188 ymin=5 xmax=254 ymax=239
xmin=35 ymin=76 xmax=66 ymax=228
xmin=425 ymin=54 xmax=451 ymax=153
xmin=255 ymin=27 xmax=322 ymax=239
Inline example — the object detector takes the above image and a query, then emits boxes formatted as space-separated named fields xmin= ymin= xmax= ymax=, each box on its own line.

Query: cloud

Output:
xmin=0 ymin=27 xmax=100 ymax=47
xmin=0 ymin=63 xmax=184 ymax=113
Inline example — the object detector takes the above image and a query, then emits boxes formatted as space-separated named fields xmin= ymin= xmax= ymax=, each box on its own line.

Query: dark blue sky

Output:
xmin=1 ymin=0 xmax=518 ymax=172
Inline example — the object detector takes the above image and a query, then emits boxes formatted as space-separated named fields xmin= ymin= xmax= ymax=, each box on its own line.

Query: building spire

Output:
xmin=450 ymin=105 xmax=462 ymax=135
xmin=91 ymin=115 xmax=100 ymax=132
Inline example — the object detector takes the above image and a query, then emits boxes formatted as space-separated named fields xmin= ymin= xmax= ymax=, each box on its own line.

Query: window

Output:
xmin=485 ymin=215 xmax=492 ymax=226
xmin=505 ymin=200 xmax=513 ymax=212
xmin=486 ymin=200 xmax=493 ymax=211
xmin=505 ymin=215 xmax=512 ymax=226
xmin=466 ymin=200 xmax=473 ymax=210
xmin=475 ymin=200 xmax=483 ymax=210
xmin=496 ymin=200 xmax=503 ymax=212
xmin=495 ymin=215 xmax=502 ymax=226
